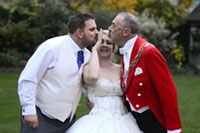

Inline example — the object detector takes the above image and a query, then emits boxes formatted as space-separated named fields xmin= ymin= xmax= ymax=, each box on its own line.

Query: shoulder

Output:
xmin=43 ymin=35 xmax=68 ymax=47
xmin=142 ymin=43 xmax=166 ymax=64
xmin=143 ymin=43 xmax=163 ymax=57
xmin=40 ymin=35 xmax=69 ymax=51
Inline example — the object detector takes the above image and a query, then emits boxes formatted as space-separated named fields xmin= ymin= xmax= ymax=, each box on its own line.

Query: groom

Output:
xmin=108 ymin=12 xmax=182 ymax=133
xmin=18 ymin=13 xmax=98 ymax=133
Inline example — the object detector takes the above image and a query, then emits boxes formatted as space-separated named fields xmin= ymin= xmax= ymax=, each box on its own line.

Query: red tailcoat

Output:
xmin=120 ymin=36 xmax=182 ymax=130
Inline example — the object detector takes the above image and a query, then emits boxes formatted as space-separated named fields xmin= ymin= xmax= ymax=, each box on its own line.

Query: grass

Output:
xmin=0 ymin=73 xmax=21 ymax=133
xmin=0 ymin=73 xmax=200 ymax=133
xmin=173 ymin=75 xmax=200 ymax=133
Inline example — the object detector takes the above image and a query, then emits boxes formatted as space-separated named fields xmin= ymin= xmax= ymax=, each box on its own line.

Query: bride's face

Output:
xmin=98 ymin=33 xmax=114 ymax=58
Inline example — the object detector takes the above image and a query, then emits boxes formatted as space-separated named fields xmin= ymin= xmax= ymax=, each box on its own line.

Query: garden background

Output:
xmin=0 ymin=0 xmax=200 ymax=132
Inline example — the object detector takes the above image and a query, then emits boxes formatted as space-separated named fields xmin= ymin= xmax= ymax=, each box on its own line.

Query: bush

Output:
xmin=0 ymin=0 xmax=72 ymax=59
xmin=136 ymin=9 xmax=178 ymax=57
xmin=93 ymin=8 xmax=117 ymax=30
xmin=0 ymin=52 xmax=19 ymax=67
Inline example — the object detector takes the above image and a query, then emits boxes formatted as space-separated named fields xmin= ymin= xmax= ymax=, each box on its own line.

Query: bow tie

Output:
xmin=119 ymin=47 xmax=126 ymax=55
xmin=77 ymin=50 xmax=84 ymax=69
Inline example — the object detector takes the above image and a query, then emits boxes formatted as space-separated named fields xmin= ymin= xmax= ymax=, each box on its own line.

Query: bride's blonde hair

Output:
xmin=102 ymin=30 xmax=118 ymax=53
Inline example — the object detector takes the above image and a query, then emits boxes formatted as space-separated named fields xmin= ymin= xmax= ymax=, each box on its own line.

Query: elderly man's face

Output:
xmin=108 ymin=15 xmax=124 ymax=47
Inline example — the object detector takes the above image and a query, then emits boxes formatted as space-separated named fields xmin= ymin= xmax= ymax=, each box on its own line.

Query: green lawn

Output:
xmin=0 ymin=73 xmax=199 ymax=133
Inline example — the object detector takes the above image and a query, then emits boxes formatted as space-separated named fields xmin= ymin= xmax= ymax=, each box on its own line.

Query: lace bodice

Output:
xmin=87 ymin=78 xmax=123 ymax=97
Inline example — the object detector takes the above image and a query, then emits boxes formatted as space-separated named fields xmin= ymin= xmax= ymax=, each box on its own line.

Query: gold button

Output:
xmin=136 ymin=104 xmax=139 ymax=108
xmin=137 ymin=93 xmax=141 ymax=97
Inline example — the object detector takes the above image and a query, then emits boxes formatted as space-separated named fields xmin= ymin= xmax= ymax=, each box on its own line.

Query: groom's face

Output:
xmin=82 ymin=19 xmax=98 ymax=47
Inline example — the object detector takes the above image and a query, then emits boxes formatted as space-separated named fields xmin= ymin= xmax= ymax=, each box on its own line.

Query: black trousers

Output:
xmin=126 ymin=103 xmax=167 ymax=133
xmin=20 ymin=107 xmax=76 ymax=133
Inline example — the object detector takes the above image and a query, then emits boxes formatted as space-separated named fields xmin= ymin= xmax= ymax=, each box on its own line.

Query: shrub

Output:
xmin=0 ymin=52 xmax=19 ymax=67
xmin=0 ymin=0 xmax=72 ymax=59
xmin=136 ymin=9 xmax=178 ymax=58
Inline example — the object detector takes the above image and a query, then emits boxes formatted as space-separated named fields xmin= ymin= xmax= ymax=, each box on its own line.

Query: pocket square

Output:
xmin=134 ymin=67 xmax=143 ymax=76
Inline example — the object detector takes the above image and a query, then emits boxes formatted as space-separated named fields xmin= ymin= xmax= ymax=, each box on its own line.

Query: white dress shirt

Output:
xmin=18 ymin=35 xmax=88 ymax=117
xmin=119 ymin=35 xmax=181 ymax=133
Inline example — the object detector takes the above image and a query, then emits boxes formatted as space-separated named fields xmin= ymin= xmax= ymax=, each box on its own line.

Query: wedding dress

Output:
xmin=66 ymin=78 xmax=142 ymax=133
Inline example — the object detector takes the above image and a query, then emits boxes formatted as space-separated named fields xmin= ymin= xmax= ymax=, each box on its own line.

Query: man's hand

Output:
xmin=86 ymin=98 xmax=94 ymax=110
xmin=24 ymin=114 xmax=39 ymax=129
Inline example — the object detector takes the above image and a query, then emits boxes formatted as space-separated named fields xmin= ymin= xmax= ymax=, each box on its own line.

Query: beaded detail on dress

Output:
xmin=87 ymin=78 xmax=122 ymax=97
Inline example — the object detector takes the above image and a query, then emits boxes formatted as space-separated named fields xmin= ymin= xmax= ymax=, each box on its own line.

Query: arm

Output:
xmin=146 ymin=47 xmax=182 ymax=131
xmin=18 ymin=43 xmax=56 ymax=128
xmin=83 ymin=30 xmax=103 ymax=84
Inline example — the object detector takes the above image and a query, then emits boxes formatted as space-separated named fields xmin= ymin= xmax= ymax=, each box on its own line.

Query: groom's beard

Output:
xmin=82 ymin=34 xmax=97 ymax=47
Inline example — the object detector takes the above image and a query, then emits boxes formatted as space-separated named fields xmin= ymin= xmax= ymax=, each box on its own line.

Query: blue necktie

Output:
xmin=77 ymin=50 xmax=84 ymax=69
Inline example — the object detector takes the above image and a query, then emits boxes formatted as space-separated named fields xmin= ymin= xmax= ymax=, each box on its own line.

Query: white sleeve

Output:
xmin=18 ymin=43 xmax=56 ymax=115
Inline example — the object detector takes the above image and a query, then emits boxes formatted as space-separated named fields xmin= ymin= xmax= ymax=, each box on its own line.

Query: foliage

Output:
xmin=134 ymin=0 xmax=194 ymax=29
xmin=0 ymin=52 xmax=19 ymax=67
xmin=93 ymin=8 xmax=117 ymax=29
xmin=171 ymin=45 xmax=185 ymax=69
xmin=61 ymin=0 xmax=193 ymax=29
xmin=0 ymin=0 xmax=71 ymax=60
xmin=31 ymin=0 xmax=72 ymax=38
xmin=0 ymin=0 xmax=194 ymax=66
xmin=136 ymin=9 xmax=177 ymax=57
xmin=0 ymin=21 xmax=44 ymax=54
xmin=0 ymin=2 xmax=10 ymax=25
xmin=62 ymin=0 xmax=137 ymax=13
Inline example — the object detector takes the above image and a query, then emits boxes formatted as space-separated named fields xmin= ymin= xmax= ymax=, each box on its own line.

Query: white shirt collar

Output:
xmin=119 ymin=35 xmax=138 ymax=55
xmin=68 ymin=35 xmax=85 ymax=53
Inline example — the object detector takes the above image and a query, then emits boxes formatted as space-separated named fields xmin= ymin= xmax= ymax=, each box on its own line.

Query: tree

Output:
xmin=134 ymin=0 xmax=194 ymax=29
xmin=61 ymin=0 xmax=138 ymax=13
xmin=136 ymin=9 xmax=178 ymax=57
xmin=61 ymin=0 xmax=193 ymax=29
xmin=0 ymin=0 xmax=71 ymax=57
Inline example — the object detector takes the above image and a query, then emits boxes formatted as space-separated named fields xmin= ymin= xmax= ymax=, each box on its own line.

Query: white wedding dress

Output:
xmin=66 ymin=78 xmax=142 ymax=133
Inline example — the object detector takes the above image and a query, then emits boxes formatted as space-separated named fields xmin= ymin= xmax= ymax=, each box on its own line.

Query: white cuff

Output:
xmin=22 ymin=105 xmax=36 ymax=116
xmin=167 ymin=129 xmax=182 ymax=133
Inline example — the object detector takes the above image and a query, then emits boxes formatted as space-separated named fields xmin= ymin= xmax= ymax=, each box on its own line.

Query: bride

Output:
xmin=66 ymin=30 xmax=142 ymax=133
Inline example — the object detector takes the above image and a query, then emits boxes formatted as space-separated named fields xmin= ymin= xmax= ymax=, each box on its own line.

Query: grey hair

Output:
xmin=118 ymin=12 xmax=139 ymax=34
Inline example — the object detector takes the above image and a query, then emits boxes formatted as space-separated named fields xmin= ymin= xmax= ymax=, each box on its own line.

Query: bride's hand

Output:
xmin=86 ymin=98 xmax=94 ymax=110
xmin=93 ymin=29 xmax=103 ymax=51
